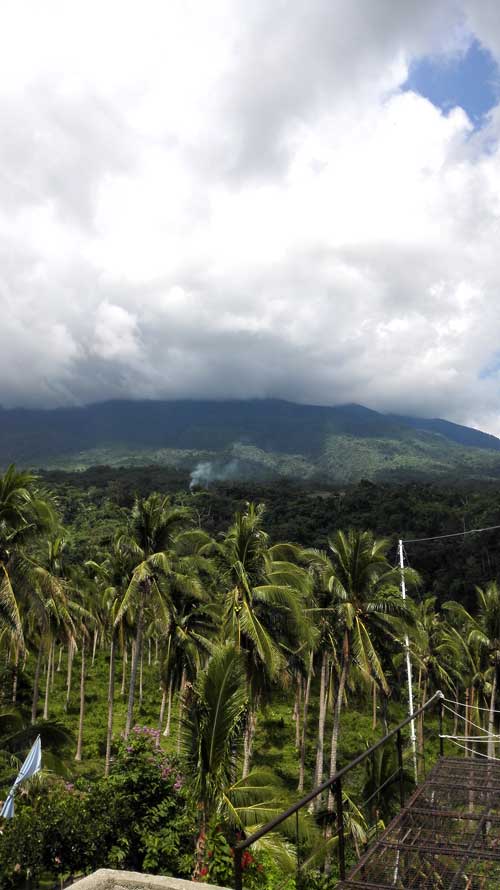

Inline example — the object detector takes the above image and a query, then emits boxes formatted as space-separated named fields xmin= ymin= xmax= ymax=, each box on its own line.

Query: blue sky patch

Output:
xmin=404 ymin=39 xmax=500 ymax=126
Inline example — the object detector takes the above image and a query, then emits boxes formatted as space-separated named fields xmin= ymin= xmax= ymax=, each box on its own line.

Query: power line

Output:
xmin=443 ymin=697 xmax=500 ymax=715
xmin=402 ymin=523 xmax=500 ymax=545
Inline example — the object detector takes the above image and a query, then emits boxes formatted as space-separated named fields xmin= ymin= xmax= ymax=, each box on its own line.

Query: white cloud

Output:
xmin=93 ymin=302 xmax=140 ymax=360
xmin=2 ymin=1 xmax=500 ymax=433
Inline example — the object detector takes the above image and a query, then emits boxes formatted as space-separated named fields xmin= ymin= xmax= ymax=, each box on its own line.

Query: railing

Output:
xmin=234 ymin=690 xmax=445 ymax=890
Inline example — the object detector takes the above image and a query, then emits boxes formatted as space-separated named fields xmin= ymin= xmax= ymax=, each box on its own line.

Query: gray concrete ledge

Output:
xmin=72 ymin=869 xmax=229 ymax=890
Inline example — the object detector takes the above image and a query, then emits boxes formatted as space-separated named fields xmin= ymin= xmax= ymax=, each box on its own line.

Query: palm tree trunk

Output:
xmin=51 ymin=638 xmax=56 ymax=689
xmin=176 ymin=667 xmax=187 ymax=755
xmin=75 ymin=639 xmax=86 ymax=762
xmin=158 ymin=686 xmax=167 ymax=747
xmin=148 ymin=636 xmax=152 ymax=666
xmin=11 ymin=642 xmax=20 ymax=704
xmin=313 ymin=651 xmax=329 ymax=807
xmin=327 ymin=647 xmax=349 ymax=811
xmin=470 ymin=686 xmax=476 ymax=759
xmin=298 ymin=650 xmax=313 ymax=792
xmin=242 ymin=706 xmax=258 ymax=779
xmin=164 ymin=677 xmax=173 ymax=736
xmin=155 ymin=636 xmax=159 ymax=664
xmin=57 ymin=645 xmax=63 ymax=672
xmin=418 ymin=675 xmax=428 ymax=767
xmin=324 ymin=653 xmax=349 ymax=877
xmin=121 ymin=645 xmax=127 ymax=697
xmin=31 ymin=645 xmax=43 ymax=724
xmin=104 ymin=631 xmax=116 ymax=777
xmin=294 ymin=673 xmax=302 ymax=749
xmin=125 ymin=600 xmax=144 ymax=739
xmin=453 ymin=684 xmax=459 ymax=736
xmin=92 ymin=629 xmax=98 ymax=666
xmin=65 ymin=638 xmax=74 ymax=712
xmin=488 ymin=663 xmax=498 ymax=759
xmin=139 ymin=647 xmax=144 ymax=706
xmin=372 ymin=680 xmax=377 ymax=730
xmin=193 ymin=807 xmax=208 ymax=879
xmin=381 ymin=689 xmax=389 ymax=734
xmin=43 ymin=637 xmax=53 ymax=720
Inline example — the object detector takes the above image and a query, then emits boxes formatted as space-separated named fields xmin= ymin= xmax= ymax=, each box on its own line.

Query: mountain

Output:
xmin=1 ymin=398 xmax=500 ymax=483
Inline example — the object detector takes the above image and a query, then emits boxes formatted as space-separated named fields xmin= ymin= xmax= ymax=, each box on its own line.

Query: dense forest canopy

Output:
xmin=42 ymin=465 xmax=500 ymax=609
xmin=1 ymin=464 xmax=500 ymax=888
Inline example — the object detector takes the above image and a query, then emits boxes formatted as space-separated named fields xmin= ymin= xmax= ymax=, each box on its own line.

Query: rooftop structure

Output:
xmin=338 ymin=755 xmax=500 ymax=889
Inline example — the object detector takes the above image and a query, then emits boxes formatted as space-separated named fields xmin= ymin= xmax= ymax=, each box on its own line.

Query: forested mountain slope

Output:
xmin=2 ymin=398 xmax=500 ymax=482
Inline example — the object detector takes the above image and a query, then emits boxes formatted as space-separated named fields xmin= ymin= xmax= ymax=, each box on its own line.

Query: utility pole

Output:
xmin=399 ymin=538 xmax=418 ymax=781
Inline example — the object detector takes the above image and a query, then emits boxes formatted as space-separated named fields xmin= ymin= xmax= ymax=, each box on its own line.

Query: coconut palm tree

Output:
xmin=405 ymin=597 xmax=454 ymax=764
xmin=321 ymin=530 xmax=416 ymax=787
xmin=114 ymin=494 xmax=204 ymax=737
xmin=181 ymin=642 xmax=315 ymax=878
xmin=361 ymin=743 xmax=413 ymax=826
xmin=86 ymin=535 xmax=135 ymax=775
xmin=157 ymin=600 xmax=216 ymax=751
xmin=218 ymin=504 xmax=313 ymax=776
xmin=444 ymin=583 xmax=500 ymax=758
xmin=438 ymin=616 xmax=487 ymax=752
xmin=0 ymin=465 xmax=55 ymax=643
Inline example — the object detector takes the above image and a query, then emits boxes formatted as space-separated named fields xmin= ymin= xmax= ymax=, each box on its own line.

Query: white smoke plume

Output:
xmin=189 ymin=460 xmax=241 ymax=490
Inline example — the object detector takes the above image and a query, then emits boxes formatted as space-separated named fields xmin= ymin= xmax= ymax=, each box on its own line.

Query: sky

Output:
xmin=3 ymin=2 xmax=500 ymax=434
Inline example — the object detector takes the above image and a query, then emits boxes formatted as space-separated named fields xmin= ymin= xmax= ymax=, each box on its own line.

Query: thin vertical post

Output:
xmin=399 ymin=538 xmax=418 ymax=782
xmin=234 ymin=846 xmax=243 ymax=890
xmin=396 ymin=729 xmax=405 ymax=809
xmin=335 ymin=778 xmax=346 ymax=881
xmin=439 ymin=695 xmax=444 ymax=757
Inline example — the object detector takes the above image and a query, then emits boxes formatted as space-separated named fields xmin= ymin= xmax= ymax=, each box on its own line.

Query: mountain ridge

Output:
xmin=1 ymin=398 xmax=500 ymax=482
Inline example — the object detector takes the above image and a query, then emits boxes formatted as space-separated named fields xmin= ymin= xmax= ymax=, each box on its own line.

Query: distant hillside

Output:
xmin=2 ymin=398 xmax=500 ymax=483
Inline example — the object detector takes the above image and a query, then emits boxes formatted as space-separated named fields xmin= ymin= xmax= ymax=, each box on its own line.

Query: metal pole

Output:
xmin=399 ymin=538 xmax=418 ymax=782
xmin=234 ymin=846 xmax=243 ymax=890
xmin=335 ymin=778 xmax=346 ymax=881
xmin=396 ymin=728 xmax=405 ymax=809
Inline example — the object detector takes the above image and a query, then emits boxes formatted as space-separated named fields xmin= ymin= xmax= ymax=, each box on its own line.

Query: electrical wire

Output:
xmin=442 ymin=702 xmax=489 ymax=736
xmin=440 ymin=735 xmax=500 ymax=742
xmin=402 ymin=523 xmax=500 ymax=545
xmin=443 ymin=696 xmax=500 ymax=715
xmin=444 ymin=738 xmax=500 ymax=762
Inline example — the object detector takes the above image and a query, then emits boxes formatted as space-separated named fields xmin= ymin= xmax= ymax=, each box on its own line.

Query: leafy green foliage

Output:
xmin=0 ymin=730 xmax=195 ymax=888
xmin=2 ymin=461 xmax=500 ymax=888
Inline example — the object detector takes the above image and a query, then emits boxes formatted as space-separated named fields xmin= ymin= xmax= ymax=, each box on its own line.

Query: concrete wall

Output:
xmin=72 ymin=870 xmax=229 ymax=890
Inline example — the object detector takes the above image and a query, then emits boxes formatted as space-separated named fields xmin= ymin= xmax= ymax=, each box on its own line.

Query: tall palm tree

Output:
xmin=299 ymin=551 xmax=341 ymax=796
xmin=24 ymin=535 xmax=81 ymax=724
xmin=86 ymin=535 xmax=135 ymax=775
xmin=444 ymin=583 xmax=500 ymax=758
xmin=114 ymin=494 xmax=202 ymax=737
xmin=73 ymin=582 xmax=95 ymax=763
xmin=322 ymin=530 xmax=416 ymax=785
xmin=218 ymin=504 xmax=313 ymax=776
xmin=0 ymin=465 xmax=55 ymax=643
xmin=406 ymin=597 xmax=454 ymax=764
xmin=181 ymin=643 xmax=314 ymax=878
xmin=439 ymin=617 xmax=486 ymax=751
xmin=157 ymin=600 xmax=216 ymax=749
